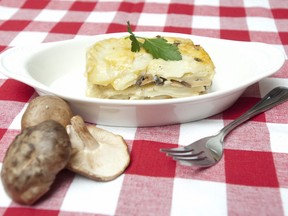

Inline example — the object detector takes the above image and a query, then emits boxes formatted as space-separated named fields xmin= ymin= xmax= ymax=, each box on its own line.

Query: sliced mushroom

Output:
xmin=153 ymin=75 xmax=167 ymax=86
xmin=1 ymin=120 xmax=71 ymax=205
xmin=170 ymin=79 xmax=191 ymax=88
xmin=66 ymin=116 xmax=130 ymax=181
xmin=136 ymin=74 xmax=154 ymax=86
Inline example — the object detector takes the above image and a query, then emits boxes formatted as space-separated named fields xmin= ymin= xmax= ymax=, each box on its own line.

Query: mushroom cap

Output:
xmin=1 ymin=120 xmax=71 ymax=205
xmin=66 ymin=116 xmax=130 ymax=181
xmin=21 ymin=95 xmax=73 ymax=130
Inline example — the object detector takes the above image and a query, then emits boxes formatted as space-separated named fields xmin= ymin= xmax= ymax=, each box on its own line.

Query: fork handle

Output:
xmin=220 ymin=86 xmax=288 ymax=139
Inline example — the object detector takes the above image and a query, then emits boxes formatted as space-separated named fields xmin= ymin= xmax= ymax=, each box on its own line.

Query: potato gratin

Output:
xmin=85 ymin=36 xmax=215 ymax=99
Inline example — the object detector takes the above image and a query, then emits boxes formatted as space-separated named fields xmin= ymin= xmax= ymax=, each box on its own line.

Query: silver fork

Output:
xmin=160 ymin=86 xmax=288 ymax=167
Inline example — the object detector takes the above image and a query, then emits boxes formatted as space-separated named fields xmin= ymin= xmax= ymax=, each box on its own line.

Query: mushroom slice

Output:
xmin=66 ymin=116 xmax=130 ymax=181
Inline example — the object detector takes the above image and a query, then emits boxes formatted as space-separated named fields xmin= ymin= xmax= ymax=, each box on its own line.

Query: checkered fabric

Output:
xmin=1 ymin=0 xmax=288 ymax=215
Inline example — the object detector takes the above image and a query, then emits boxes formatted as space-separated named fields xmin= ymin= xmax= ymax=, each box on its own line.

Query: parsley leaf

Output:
xmin=127 ymin=21 xmax=182 ymax=61
xmin=127 ymin=22 xmax=141 ymax=52
xmin=142 ymin=37 xmax=182 ymax=61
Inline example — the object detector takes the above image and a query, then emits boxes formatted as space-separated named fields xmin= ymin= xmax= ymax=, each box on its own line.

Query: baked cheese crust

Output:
xmin=85 ymin=36 xmax=215 ymax=99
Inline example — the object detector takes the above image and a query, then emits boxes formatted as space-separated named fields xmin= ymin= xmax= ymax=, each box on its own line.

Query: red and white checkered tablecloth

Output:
xmin=0 ymin=0 xmax=288 ymax=215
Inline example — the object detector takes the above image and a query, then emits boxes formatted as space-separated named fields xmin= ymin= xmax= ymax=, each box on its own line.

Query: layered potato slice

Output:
xmin=85 ymin=36 xmax=215 ymax=99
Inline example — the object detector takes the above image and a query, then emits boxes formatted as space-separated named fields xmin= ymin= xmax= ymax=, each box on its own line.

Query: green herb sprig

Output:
xmin=127 ymin=22 xmax=182 ymax=61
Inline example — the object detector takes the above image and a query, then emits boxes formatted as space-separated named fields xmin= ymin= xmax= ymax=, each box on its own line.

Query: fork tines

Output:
xmin=160 ymin=148 xmax=206 ymax=161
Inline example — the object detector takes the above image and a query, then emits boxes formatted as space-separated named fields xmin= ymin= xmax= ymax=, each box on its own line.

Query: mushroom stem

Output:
xmin=70 ymin=116 xmax=99 ymax=150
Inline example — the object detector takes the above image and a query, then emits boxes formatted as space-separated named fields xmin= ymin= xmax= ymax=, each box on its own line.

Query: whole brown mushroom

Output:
xmin=21 ymin=95 xmax=73 ymax=130
xmin=1 ymin=120 xmax=71 ymax=205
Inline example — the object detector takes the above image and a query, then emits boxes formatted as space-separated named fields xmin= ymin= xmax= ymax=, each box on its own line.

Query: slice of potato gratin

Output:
xmin=85 ymin=36 xmax=215 ymax=99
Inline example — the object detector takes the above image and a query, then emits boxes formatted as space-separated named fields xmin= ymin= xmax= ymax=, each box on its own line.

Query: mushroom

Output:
xmin=66 ymin=116 xmax=130 ymax=181
xmin=21 ymin=95 xmax=73 ymax=130
xmin=1 ymin=120 xmax=71 ymax=205
xmin=136 ymin=74 xmax=167 ymax=86
xmin=170 ymin=79 xmax=191 ymax=88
